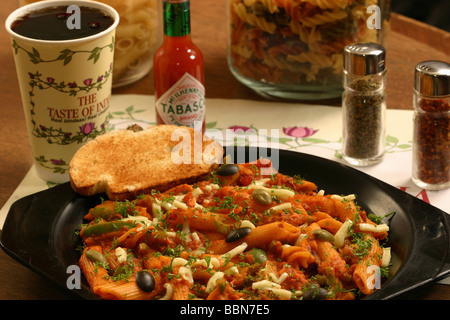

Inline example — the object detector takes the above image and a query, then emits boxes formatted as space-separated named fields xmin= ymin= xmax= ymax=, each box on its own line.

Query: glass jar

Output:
xmin=227 ymin=0 xmax=390 ymax=100
xmin=19 ymin=0 xmax=161 ymax=87
xmin=412 ymin=61 xmax=450 ymax=190
xmin=341 ymin=43 xmax=386 ymax=166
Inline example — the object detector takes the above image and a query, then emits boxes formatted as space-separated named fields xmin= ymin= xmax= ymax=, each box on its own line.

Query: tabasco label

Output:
xmin=156 ymin=73 xmax=205 ymax=128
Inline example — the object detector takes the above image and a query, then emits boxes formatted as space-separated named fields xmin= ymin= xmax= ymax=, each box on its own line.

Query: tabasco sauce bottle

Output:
xmin=154 ymin=0 xmax=205 ymax=132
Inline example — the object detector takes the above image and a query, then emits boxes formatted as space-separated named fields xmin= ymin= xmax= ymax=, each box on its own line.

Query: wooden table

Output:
xmin=0 ymin=0 xmax=449 ymax=300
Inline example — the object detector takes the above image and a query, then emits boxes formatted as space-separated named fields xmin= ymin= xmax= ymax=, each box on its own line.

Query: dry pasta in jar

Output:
xmin=19 ymin=0 xmax=161 ymax=87
xmin=99 ymin=0 xmax=161 ymax=87
xmin=227 ymin=0 xmax=390 ymax=100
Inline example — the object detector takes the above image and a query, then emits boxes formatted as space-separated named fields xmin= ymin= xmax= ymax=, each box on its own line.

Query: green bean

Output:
xmin=81 ymin=221 xmax=137 ymax=237
xmin=214 ymin=219 xmax=231 ymax=235
xmin=91 ymin=207 xmax=113 ymax=220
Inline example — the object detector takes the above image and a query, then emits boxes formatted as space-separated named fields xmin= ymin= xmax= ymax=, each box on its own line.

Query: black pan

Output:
xmin=1 ymin=147 xmax=450 ymax=300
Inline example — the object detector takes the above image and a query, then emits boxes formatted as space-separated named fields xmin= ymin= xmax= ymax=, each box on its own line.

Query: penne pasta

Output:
xmin=78 ymin=160 xmax=391 ymax=300
xmin=352 ymin=235 xmax=384 ymax=295
xmin=317 ymin=218 xmax=343 ymax=234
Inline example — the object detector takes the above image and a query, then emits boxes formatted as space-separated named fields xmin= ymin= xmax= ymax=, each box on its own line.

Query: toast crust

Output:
xmin=69 ymin=125 xmax=223 ymax=200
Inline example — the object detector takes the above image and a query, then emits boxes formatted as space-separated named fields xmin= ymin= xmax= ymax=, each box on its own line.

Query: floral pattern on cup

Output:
xmin=12 ymin=38 xmax=115 ymax=65
xmin=27 ymin=64 xmax=112 ymax=96
xmin=35 ymin=155 xmax=68 ymax=174
xmin=27 ymin=68 xmax=111 ymax=145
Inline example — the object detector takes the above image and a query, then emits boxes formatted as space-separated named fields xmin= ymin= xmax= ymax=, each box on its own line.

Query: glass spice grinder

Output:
xmin=341 ymin=43 xmax=387 ymax=167
xmin=412 ymin=60 xmax=450 ymax=190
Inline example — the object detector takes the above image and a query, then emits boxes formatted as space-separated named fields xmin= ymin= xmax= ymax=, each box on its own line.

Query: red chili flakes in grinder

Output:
xmin=412 ymin=61 xmax=450 ymax=190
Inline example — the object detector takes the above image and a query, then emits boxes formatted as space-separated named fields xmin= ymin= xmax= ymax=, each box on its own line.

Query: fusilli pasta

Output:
xmin=300 ymin=0 xmax=350 ymax=10
xmin=228 ymin=0 xmax=388 ymax=89
xmin=299 ymin=9 xmax=348 ymax=27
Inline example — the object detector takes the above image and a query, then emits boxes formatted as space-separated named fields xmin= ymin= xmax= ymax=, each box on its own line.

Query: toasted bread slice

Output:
xmin=69 ymin=125 xmax=223 ymax=200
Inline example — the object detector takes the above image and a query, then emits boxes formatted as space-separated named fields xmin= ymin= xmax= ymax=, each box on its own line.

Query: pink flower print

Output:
xmin=283 ymin=126 xmax=318 ymax=138
xmin=68 ymin=82 xmax=77 ymax=88
xmin=47 ymin=77 xmax=55 ymax=83
xmin=39 ymin=125 xmax=47 ymax=131
xmin=50 ymin=159 xmax=65 ymax=165
xmin=80 ymin=122 xmax=95 ymax=135
xmin=228 ymin=125 xmax=254 ymax=133
xmin=28 ymin=72 xmax=34 ymax=79
xmin=83 ymin=78 xmax=93 ymax=86
xmin=97 ymin=75 xmax=104 ymax=82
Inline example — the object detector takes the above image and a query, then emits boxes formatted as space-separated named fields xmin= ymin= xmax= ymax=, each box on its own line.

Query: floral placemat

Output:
xmin=110 ymin=94 xmax=449 ymax=212
xmin=2 ymin=94 xmax=449 ymax=285
xmin=2 ymin=93 xmax=449 ymax=225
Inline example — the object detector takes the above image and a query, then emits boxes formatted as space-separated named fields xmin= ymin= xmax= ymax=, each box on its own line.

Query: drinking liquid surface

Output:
xmin=11 ymin=5 xmax=114 ymax=40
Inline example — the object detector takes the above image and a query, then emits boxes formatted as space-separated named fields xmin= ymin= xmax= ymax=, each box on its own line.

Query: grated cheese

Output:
xmin=194 ymin=257 xmax=221 ymax=269
xmin=220 ymin=242 xmax=248 ymax=261
xmin=204 ymin=184 xmax=220 ymax=192
xmin=191 ymin=232 xmax=200 ymax=242
xmin=331 ymin=194 xmax=356 ymax=201
xmin=172 ymin=257 xmax=188 ymax=267
xmin=240 ymin=219 xmax=256 ymax=229
xmin=115 ymin=247 xmax=127 ymax=264
xmin=358 ymin=223 xmax=389 ymax=233
xmin=192 ymin=187 xmax=203 ymax=198
xmin=159 ymin=283 xmax=173 ymax=300
xmin=178 ymin=266 xmax=194 ymax=283
xmin=334 ymin=219 xmax=352 ymax=248
xmin=270 ymin=202 xmax=292 ymax=212
xmin=172 ymin=199 xmax=188 ymax=210
xmin=269 ymin=272 xmax=288 ymax=284
xmin=247 ymin=183 xmax=295 ymax=200
xmin=120 ymin=215 xmax=152 ymax=231
xmin=381 ymin=247 xmax=391 ymax=267
xmin=252 ymin=280 xmax=281 ymax=289
xmin=206 ymin=271 xmax=224 ymax=293
xmin=252 ymin=280 xmax=292 ymax=299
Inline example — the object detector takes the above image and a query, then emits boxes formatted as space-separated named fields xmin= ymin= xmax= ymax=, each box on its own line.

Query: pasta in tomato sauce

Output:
xmin=78 ymin=159 xmax=391 ymax=300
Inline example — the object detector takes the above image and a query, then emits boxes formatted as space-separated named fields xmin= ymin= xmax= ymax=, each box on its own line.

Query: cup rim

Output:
xmin=5 ymin=0 xmax=120 ymax=45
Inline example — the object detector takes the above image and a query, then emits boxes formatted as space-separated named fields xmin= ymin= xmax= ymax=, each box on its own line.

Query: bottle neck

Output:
xmin=163 ymin=0 xmax=191 ymax=37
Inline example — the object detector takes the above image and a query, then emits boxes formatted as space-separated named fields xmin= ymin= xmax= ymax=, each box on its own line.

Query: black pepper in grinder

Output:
xmin=412 ymin=60 xmax=450 ymax=190
xmin=342 ymin=43 xmax=386 ymax=166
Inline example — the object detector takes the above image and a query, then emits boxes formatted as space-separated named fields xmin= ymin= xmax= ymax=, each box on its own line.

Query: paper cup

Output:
xmin=5 ymin=0 xmax=119 ymax=183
